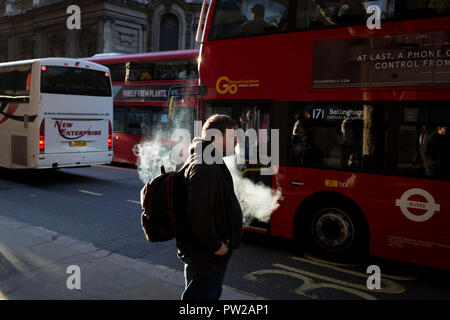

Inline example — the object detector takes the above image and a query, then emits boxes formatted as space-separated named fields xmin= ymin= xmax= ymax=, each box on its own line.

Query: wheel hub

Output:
xmin=314 ymin=209 xmax=354 ymax=251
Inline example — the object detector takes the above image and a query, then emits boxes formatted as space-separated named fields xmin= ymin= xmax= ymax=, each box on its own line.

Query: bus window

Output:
xmin=154 ymin=59 xmax=198 ymax=80
xmin=123 ymin=59 xmax=198 ymax=81
xmin=398 ymin=105 xmax=450 ymax=180
xmin=296 ymin=0 xmax=450 ymax=31
xmin=126 ymin=62 xmax=155 ymax=82
xmin=289 ymin=103 xmax=387 ymax=172
xmin=113 ymin=106 xmax=127 ymax=133
xmin=171 ymin=59 xmax=198 ymax=80
xmin=122 ymin=106 xmax=193 ymax=137
xmin=403 ymin=0 xmax=450 ymax=18
xmin=296 ymin=0 xmax=372 ymax=29
xmin=203 ymin=103 xmax=234 ymax=120
xmin=154 ymin=61 xmax=176 ymax=80
xmin=209 ymin=0 xmax=288 ymax=40
xmin=108 ymin=63 xmax=126 ymax=82
xmin=238 ymin=105 xmax=271 ymax=165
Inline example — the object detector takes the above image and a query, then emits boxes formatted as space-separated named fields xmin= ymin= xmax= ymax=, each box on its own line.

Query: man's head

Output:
xmin=251 ymin=4 xmax=265 ymax=20
xmin=357 ymin=111 xmax=363 ymax=119
xmin=202 ymin=114 xmax=238 ymax=156
xmin=438 ymin=126 xmax=447 ymax=135
xmin=304 ymin=111 xmax=312 ymax=119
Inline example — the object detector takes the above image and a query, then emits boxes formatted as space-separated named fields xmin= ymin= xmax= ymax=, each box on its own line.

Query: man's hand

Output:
xmin=214 ymin=241 xmax=229 ymax=256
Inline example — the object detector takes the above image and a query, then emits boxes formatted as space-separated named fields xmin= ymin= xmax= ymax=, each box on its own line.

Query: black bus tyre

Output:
xmin=303 ymin=200 xmax=368 ymax=262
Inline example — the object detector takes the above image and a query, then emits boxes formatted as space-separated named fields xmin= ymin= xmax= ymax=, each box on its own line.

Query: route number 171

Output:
xmin=312 ymin=108 xmax=325 ymax=120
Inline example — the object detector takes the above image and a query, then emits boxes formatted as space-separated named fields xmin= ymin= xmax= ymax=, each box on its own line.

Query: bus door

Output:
xmin=203 ymin=102 xmax=273 ymax=184
xmin=386 ymin=103 xmax=450 ymax=270
xmin=203 ymin=101 xmax=274 ymax=229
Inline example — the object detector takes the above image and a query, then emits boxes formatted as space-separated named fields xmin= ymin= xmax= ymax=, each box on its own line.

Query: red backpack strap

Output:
xmin=143 ymin=179 xmax=157 ymax=213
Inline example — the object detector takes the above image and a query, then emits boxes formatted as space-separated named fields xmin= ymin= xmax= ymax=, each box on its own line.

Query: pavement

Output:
xmin=0 ymin=215 xmax=258 ymax=300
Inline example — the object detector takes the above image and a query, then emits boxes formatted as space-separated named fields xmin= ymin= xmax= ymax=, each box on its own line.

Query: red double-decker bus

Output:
xmin=195 ymin=0 xmax=450 ymax=270
xmin=88 ymin=50 xmax=198 ymax=164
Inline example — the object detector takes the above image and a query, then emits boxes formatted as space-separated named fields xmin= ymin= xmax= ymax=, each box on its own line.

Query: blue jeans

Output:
xmin=179 ymin=255 xmax=225 ymax=300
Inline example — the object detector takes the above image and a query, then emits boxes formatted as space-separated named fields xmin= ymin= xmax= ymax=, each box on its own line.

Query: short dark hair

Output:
xmin=202 ymin=114 xmax=237 ymax=138
xmin=252 ymin=4 xmax=265 ymax=17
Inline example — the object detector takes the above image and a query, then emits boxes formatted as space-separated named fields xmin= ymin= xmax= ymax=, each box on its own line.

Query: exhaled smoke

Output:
xmin=136 ymin=116 xmax=192 ymax=183
xmin=137 ymin=124 xmax=282 ymax=226
xmin=223 ymin=156 xmax=282 ymax=226
xmin=137 ymin=139 xmax=178 ymax=183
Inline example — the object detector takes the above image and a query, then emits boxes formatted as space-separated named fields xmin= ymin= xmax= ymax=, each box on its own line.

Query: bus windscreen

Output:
xmin=41 ymin=66 xmax=112 ymax=97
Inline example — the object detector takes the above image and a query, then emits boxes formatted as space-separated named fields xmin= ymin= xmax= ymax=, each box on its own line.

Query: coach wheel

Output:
xmin=305 ymin=201 xmax=368 ymax=260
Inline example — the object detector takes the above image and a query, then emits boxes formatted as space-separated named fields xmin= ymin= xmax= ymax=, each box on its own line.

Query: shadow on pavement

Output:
xmin=0 ymin=167 xmax=106 ymax=187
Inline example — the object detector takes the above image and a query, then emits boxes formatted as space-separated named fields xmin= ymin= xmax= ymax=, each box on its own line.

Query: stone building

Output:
xmin=0 ymin=0 xmax=203 ymax=62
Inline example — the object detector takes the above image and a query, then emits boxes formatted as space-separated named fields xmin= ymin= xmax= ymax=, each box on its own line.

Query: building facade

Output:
xmin=0 ymin=0 xmax=203 ymax=62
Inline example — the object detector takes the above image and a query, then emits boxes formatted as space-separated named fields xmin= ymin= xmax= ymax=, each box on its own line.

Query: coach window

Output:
xmin=15 ymin=64 xmax=32 ymax=101
xmin=397 ymin=105 xmax=450 ymax=180
xmin=0 ymin=66 xmax=16 ymax=100
xmin=289 ymin=103 xmax=387 ymax=173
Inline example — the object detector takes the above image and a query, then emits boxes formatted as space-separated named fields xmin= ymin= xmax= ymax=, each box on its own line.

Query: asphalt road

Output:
xmin=1 ymin=164 xmax=449 ymax=300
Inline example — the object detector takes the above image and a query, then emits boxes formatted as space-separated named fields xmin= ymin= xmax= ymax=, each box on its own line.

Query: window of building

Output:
xmin=159 ymin=13 xmax=179 ymax=51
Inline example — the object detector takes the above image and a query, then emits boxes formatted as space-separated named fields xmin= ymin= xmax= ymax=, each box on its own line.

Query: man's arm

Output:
xmin=186 ymin=164 xmax=223 ymax=253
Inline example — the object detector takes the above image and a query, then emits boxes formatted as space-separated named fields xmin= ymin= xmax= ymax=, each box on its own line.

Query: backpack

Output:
xmin=140 ymin=164 xmax=187 ymax=242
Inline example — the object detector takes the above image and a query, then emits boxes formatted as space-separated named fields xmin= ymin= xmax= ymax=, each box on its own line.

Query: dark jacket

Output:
xmin=176 ymin=138 xmax=243 ymax=273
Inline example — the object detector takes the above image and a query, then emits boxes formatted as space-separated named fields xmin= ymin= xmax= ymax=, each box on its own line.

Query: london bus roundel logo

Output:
xmin=395 ymin=188 xmax=440 ymax=222
xmin=132 ymin=144 xmax=140 ymax=157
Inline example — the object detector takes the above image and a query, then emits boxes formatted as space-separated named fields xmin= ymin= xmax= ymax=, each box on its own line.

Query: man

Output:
xmin=232 ymin=4 xmax=267 ymax=37
xmin=291 ymin=114 xmax=303 ymax=163
xmin=176 ymin=114 xmax=243 ymax=300
xmin=437 ymin=125 xmax=450 ymax=177
xmin=422 ymin=124 xmax=450 ymax=177
xmin=331 ymin=0 xmax=366 ymax=24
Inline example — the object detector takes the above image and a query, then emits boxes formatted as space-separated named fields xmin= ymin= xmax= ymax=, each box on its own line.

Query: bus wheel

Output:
xmin=305 ymin=201 xmax=368 ymax=260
